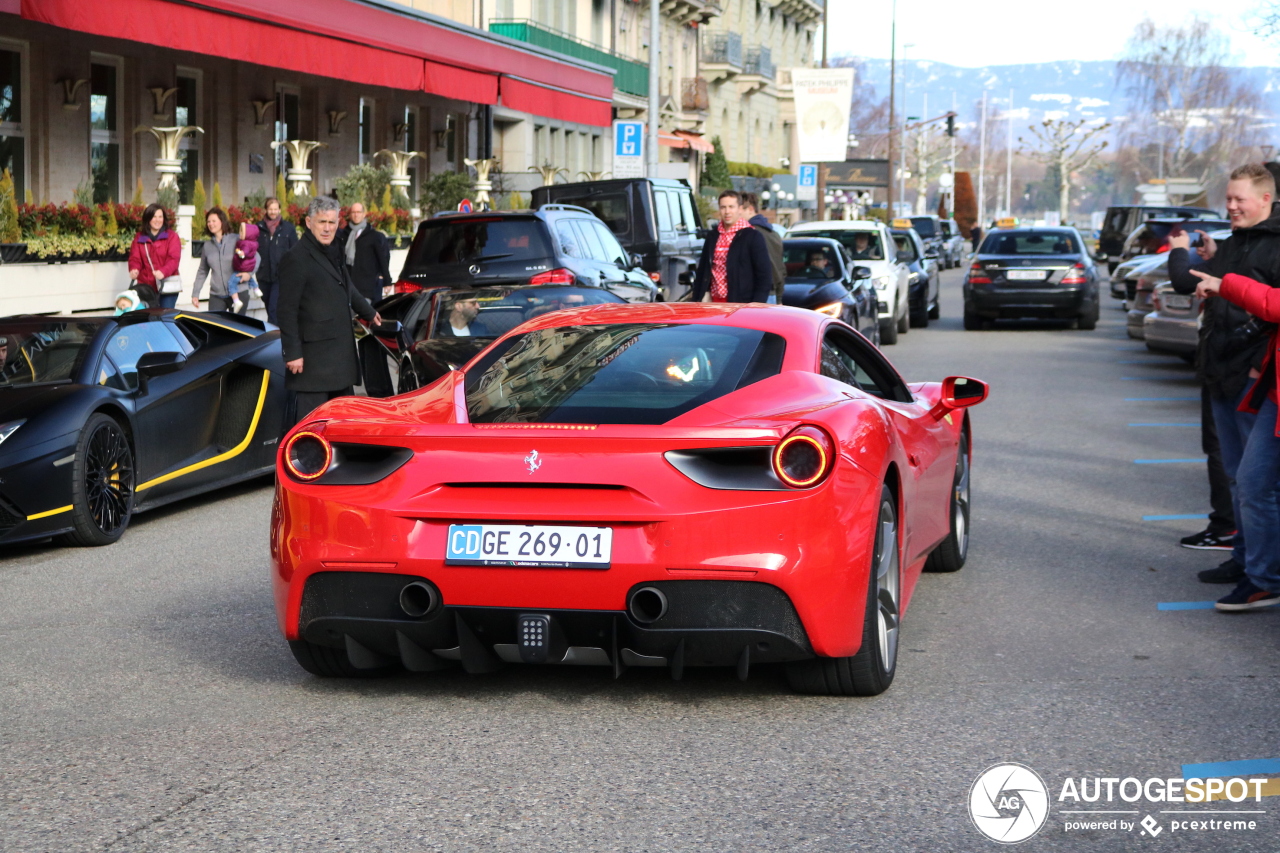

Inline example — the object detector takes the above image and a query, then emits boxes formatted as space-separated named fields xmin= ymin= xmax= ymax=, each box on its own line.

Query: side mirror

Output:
xmin=930 ymin=376 xmax=989 ymax=419
xmin=136 ymin=351 xmax=186 ymax=377
xmin=629 ymin=253 xmax=645 ymax=269
xmin=373 ymin=319 xmax=403 ymax=339
xmin=696 ymin=228 xmax=710 ymax=240
xmin=678 ymin=263 xmax=697 ymax=287
xmin=896 ymin=251 xmax=913 ymax=264
xmin=925 ymin=248 xmax=939 ymax=258
xmin=851 ymin=265 xmax=872 ymax=281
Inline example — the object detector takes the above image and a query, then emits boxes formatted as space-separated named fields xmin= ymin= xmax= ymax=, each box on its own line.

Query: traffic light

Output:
xmin=946 ymin=114 xmax=956 ymax=137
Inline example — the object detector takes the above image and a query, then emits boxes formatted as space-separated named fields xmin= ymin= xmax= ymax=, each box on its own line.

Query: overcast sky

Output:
xmin=825 ymin=0 xmax=1278 ymax=67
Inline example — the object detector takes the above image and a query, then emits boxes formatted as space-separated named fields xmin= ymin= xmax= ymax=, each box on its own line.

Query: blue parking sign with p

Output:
xmin=799 ymin=165 xmax=817 ymax=187
xmin=616 ymin=122 xmax=643 ymax=157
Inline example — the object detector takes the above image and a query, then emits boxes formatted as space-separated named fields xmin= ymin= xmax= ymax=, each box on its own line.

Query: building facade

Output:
xmin=0 ymin=0 xmax=614 ymax=206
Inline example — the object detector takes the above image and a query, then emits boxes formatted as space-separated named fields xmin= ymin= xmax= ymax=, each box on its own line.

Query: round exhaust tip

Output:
xmin=629 ymin=586 xmax=668 ymax=624
xmin=399 ymin=581 xmax=440 ymax=618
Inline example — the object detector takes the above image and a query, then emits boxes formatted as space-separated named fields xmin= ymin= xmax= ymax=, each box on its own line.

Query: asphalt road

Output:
xmin=4 ymin=269 xmax=1279 ymax=852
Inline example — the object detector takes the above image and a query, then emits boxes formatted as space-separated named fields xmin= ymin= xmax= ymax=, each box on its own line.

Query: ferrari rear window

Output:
xmin=464 ymin=323 xmax=786 ymax=425
xmin=0 ymin=322 xmax=99 ymax=386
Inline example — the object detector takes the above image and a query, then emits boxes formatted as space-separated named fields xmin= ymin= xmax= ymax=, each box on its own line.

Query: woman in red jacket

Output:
xmin=126 ymin=204 xmax=183 ymax=308
xmin=1193 ymin=269 xmax=1280 ymax=611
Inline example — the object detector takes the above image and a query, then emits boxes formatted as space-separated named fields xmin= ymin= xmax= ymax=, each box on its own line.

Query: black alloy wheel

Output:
xmin=61 ymin=413 xmax=135 ymax=546
xmin=397 ymin=358 xmax=420 ymax=395
xmin=786 ymin=484 xmax=900 ymax=696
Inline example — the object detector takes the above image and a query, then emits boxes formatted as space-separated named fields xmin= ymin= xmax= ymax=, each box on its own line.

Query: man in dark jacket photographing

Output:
xmin=1168 ymin=162 xmax=1280 ymax=585
xmin=691 ymin=190 xmax=773 ymax=304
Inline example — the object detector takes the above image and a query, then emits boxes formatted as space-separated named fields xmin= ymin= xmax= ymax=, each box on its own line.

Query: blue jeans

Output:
xmin=1238 ymin=397 xmax=1280 ymax=591
xmin=158 ymin=292 xmax=179 ymax=309
xmin=1209 ymin=386 xmax=1258 ymax=565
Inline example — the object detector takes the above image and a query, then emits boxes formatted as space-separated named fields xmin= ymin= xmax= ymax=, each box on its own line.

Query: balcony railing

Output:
xmin=703 ymin=32 xmax=743 ymax=68
xmin=682 ymin=77 xmax=709 ymax=112
xmin=489 ymin=19 xmax=648 ymax=97
xmin=743 ymin=46 xmax=773 ymax=79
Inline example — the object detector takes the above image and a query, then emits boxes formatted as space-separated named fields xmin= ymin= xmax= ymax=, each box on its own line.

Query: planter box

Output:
xmin=0 ymin=243 xmax=28 ymax=264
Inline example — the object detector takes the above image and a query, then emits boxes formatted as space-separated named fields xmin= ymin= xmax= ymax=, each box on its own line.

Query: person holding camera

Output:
xmin=1168 ymin=163 xmax=1280 ymax=588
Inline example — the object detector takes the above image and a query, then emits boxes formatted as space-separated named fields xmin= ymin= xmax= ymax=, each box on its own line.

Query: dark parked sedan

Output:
xmin=781 ymin=238 xmax=881 ymax=345
xmin=963 ymin=227 xmax=1101 ymax=329
xmin=889 ymin=227 xmax=941 ymax=327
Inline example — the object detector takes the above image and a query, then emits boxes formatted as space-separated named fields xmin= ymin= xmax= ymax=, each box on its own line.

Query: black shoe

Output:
xmin=1199 ymin=559 xmax=1246 ymax=584
xmin=1215 ymin=578 xmax=1280 ymax=611
xmin=1180 ymin=528 xmax=1236 ymax=551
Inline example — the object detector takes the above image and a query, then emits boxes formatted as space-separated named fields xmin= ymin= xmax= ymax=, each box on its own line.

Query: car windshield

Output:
xmin=891 ymin=233 xmax=918 ymax=261
xmin=430 ymin=286 xmax=624 ymax=341
xmin=909 ymin=217 xmax=938 ymax=237
xmin=795 ymin=229 xmax=884 ymax=260
xmin=0 ymin=322 xmax=97 ymax=387
xmin=783 ymin=243 xmax=840 ymax=280
xmin=979 ymin=231 xmax=1080 ymax=255
xmin=406 ymin=217 xmax=554 ymax=267
xmin=464 ymin=323 xmax=786 ymax=425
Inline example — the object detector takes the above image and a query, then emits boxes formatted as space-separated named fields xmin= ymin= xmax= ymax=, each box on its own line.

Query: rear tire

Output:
xmin=963 ymin=304 xmax=983 ymax=331
xmin=288 ymin=639 xmax=400 ymax=678
xmin=787 ymin=485 xmax=900 ymax=696
xmin=60 ymin=414 xmax=134 ymax=547
xmin=909 ymin=301 xmax=930 ymax=328
xmin=897 ymin=307 xmax=910 ymax=334
xmin=926 ymin=432 xmax=970 ymax=573
xmin=1078 ymin=301 xmax=1100 ymax=331
xmin=928 ymin=299 xmax=940 ymax=320
xmin=879 ymin=317 xmax=899 ymax=345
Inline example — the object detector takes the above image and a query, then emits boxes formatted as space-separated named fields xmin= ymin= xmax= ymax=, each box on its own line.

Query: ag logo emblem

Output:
xmin=969 ymin=763 xmax=1049 ymax=844
xmin=524 ymin=450 xmax=541 ymax=474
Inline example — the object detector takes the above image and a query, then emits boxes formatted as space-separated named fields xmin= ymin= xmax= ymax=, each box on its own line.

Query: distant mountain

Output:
xmin=838 ymin=57 xmax=1280 ymax=128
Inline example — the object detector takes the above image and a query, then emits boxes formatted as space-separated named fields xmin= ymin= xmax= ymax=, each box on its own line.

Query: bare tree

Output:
xmin=1018 ymin=119 xmax=1110 ymax=221
xmin=1115 ymin=18 xmax=1263 ymax=185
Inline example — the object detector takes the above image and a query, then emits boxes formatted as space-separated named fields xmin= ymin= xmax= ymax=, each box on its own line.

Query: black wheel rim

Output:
xmin=84 ymin=423 xmax=133 ymax=535
xmin=954 ymin=441 xmax=971 ymax=560
xmin=875 ymin=497 xmax=900 ymax=671
xmin=398 ymin=361 xmax=418 ymax=393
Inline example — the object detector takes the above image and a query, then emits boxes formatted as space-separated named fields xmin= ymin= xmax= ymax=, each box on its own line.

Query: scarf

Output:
xmin=305 ymin=231 xmax=345 ymax=274
xmin=345 ymin=220 xmax=368 ymax=267
xmin=264 ymin=215 xmax=280 ymax=236
xmin=711 ymin=218 xmax=750 ymax=302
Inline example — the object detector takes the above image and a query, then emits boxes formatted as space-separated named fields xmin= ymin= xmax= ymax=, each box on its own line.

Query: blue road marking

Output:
xmin=1143 ymin=514 xmax=1208 ymax=521
xmin=1125 ymin=397 xmax=1198 ymax=401
xmin=1182 ymin=758 xmax=1280 ymax=779
xmin=1158 ymin=602 xmax=1216 ymax=611
xmin=1135 ymin=458 xmax=1207 ymax=464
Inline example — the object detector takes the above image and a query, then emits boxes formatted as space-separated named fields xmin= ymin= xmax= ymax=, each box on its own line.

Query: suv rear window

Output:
xmin=795 ymin=229 xmax=885 ymax=260
xmin=549 ymin=193 xmax=630 ymax=236
xmin=465 ymin=323 xmax=785 ymax=425
xmin=980 ymin=231 xmax=1080 ymax=255
xmin=406 ymin=217 xmax=554 ymax=268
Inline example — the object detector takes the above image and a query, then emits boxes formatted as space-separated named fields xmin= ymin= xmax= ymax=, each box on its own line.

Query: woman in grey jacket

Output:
xmin=192 ymin=207 xmax=256 ymax=314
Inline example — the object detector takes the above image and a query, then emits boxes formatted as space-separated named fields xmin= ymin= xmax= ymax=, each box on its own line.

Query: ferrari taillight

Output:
xmin=967 ymin=262 xmax=991 ymax=285
xmin=394 ymin=280 xmax=423 ymax=294
xmin=530 ymin=268 xmax=575 ymax=285
xmin=1061 ymin=263 xmax=1087 ymax=285
xmin=772 ymin=426 xmax=835 ymax=489
xmin=284 ymin=428 xmax=332 ymax=481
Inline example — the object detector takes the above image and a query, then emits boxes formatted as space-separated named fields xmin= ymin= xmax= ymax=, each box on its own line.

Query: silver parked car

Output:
xmin=1143 ymin=283 xmax=1199 ymax=360
xmin=1125 ymin=255 xmax=1169 ymax=339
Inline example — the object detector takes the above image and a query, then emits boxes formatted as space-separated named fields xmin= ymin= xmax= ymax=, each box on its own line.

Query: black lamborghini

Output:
xmin=0 ymin=310 xmax=287 ymax=546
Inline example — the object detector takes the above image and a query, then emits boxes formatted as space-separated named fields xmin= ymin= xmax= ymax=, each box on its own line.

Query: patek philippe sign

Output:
xmin=790 ymin=68 xmax=855 ymax=163
xmin=822 ymin=159 xmax=891 ymax=188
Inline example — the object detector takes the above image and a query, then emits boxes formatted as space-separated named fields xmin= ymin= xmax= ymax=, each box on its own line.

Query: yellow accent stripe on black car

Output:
xmin=173 ymin=313 xmax=256 ymax=338
xmin=26 ymin=505 xmax=73 ymax=521
xmin=136 ymin=370 xmax=271 ymax=491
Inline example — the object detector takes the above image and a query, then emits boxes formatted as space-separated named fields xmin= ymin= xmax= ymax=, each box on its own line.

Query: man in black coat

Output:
xmin=257 ymin=197 xmax=298 ymax=325
xmin=740 ymin=192 xmax=785 ymax=303
xmin=277 ymin=195 xmax=381 ymax=427
xmin=1168 ymin=162 xmax=1280 ymax=585
xmin=339 ymin=201 xmax=393 ymax=304
xmin=691 ymin=190 xmax=773 ymax=303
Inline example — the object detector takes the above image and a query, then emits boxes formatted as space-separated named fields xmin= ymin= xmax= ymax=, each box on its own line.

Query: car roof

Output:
xmin=789 ymin=220 xmax=882 ymax=232
xmin=511 ymin=301 xmax=825 ymax=339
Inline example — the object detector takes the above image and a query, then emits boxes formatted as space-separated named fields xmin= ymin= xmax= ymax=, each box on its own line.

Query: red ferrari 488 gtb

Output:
xmin=271 ymin=303 xmax=986 ymax=695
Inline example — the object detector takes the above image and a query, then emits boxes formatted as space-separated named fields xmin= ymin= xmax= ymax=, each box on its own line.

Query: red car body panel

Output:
xmin=271 ymin=304 xmax=976 ymax=663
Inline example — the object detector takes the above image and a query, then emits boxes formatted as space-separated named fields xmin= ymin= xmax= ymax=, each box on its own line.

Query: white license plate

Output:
xmin=1164 ymin=294 xmax=1192 ymax=309
xmin=445 ymin=524 xmax=613 ymax=569
xmin=1006 ymin=269 xmax=1046 ymax=281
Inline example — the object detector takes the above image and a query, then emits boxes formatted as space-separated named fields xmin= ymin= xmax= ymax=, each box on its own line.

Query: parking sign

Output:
xmin=797 ymin=165 xmax=817 ymax=201
xmin=613 ymin=120 xmax=645 ymax=178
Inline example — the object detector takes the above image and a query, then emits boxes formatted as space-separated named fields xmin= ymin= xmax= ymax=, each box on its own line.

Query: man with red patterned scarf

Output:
xmin=691 ymin=190 xmax=773 ymax=304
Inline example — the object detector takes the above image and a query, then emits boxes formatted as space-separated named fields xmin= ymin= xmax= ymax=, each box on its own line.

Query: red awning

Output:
xmin=502 ymin=77 xmax=612 ymax=128
xmin=674 ymin=130 xmax=715 ymax=153
xmin=657 ymin=131 xmax=686 ymax=149
xmin=20 ymin=0 xmax=614 ymax=124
